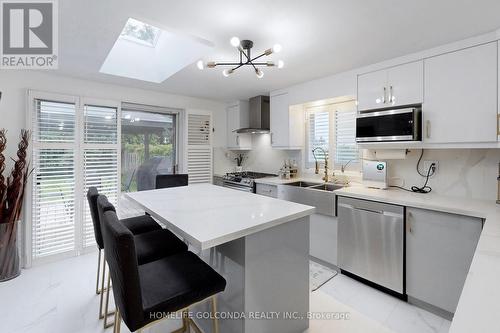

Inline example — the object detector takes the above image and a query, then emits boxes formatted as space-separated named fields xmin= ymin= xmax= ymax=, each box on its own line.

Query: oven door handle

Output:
xmin=223 ymin=183 xmax=254 ymax=192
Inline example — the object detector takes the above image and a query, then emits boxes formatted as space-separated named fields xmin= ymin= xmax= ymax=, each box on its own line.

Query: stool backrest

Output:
xmin=101 ymin=204 xmax=144 ymax=327
xmin=155 ymin=174 xmax=188 ymax=189
xmin=86 ymin=187 xmax=104 ymax=249
xmin=96 ymin=194 xmax=116 ymax=230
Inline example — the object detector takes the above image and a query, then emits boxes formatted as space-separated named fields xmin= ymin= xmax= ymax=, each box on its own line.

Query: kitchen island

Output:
xmin=125 ymin=184 xmax=315 ymax=333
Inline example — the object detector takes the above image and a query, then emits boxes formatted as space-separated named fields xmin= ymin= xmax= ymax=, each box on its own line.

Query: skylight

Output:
xmin=100 ymin=18 xmax=213 ymax=83
xmin=120 ymin=18 xmax=161 ymax=47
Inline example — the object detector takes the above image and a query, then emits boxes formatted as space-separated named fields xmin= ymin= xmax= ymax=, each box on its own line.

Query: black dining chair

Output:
xmin=101 ymin=209 xmax=226 ymax=333
xmin=155 ymin=174 xmax=189 ymax=189
xmin=96 ymin=195 xmax=189 ymax=328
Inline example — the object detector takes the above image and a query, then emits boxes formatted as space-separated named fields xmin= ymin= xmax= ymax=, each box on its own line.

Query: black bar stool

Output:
xmin=87 ymin=187 xmax=188 ymax=328
xmin=87 ymin=187 xmax=161 ymax=297
xmin=96 ymin=194 xmax=189 ymax=328
xmin=101 ymin=209 xmax=226 ymax=333
xmin=155 ymin=174 xmax=189 ymax=189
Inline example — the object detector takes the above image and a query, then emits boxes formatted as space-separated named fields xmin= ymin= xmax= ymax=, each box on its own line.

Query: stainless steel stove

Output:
xmin=222 ymin=171 xmax=277 ymax=192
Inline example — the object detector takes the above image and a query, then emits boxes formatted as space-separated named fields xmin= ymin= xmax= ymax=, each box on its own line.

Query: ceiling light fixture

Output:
xmin=197 ymin=38 xmax=284 ymax=78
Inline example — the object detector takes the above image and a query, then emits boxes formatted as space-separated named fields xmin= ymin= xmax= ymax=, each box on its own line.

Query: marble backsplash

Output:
xmin=384 ymin=149 xmax=500 ymax=201
xmin=214 ymin=142 xmax=500 ymax=202
xmin=213 ymin=134 xmax=301 ymax=176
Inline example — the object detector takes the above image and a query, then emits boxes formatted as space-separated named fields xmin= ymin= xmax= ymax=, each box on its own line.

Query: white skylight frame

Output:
xmin=100 ymin=18 xmax=214 ymax=83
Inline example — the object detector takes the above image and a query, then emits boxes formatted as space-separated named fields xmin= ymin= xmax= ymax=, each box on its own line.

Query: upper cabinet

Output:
xmin=226 ymin=101 xmax=252 ymax=150
xmin=423 ymin=42 xmax=498 ymax=143
xmin=270 ymin=92 xmax=304 ymax=149
xmin=357 ymin=60 xmax=423 ymax=111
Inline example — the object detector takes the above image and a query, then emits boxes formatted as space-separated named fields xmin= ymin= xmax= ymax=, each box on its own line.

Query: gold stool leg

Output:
xmin=113 ymin=309 xmax=121 ymax=333
xmin=96 ymin=249 xmax=102 ymax=295
xmin=211 ymin=296 xmax=219 ymax=333
xmin=99 ymin=260 xmax=106 ymax=319
xmin=104 ymin=272 xmax=116 ymax=328
xmin=171 ymin=309 xmax=189 ymax=333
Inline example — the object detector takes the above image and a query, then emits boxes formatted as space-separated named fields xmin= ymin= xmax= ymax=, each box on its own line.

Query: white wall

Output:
xmin=0 ymin=71 xmax=226 ymax=170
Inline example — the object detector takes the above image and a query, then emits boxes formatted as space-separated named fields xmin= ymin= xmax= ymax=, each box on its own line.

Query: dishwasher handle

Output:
xmin=338 ymin=202 xmax=403 ymax=218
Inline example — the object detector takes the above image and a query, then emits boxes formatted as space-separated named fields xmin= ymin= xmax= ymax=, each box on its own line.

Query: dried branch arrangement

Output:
xmin=0 ymin=129 xmax=31 ymax=224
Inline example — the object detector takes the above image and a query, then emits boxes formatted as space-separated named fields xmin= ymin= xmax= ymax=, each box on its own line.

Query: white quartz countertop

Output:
xmin=332 ymin=186 xmax=500 ymax=333
xmin=333 ymin=186 xmax=492 ymax=219
xmin=125 ymin=183 xmax=315 ymax=250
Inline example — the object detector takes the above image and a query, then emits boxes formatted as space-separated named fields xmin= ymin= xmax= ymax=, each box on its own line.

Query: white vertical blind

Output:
xmin=32 ymin=100 xmax=77 ymax=260
xmin=334 ymin=109 xmax=358 ymax=164
xmin=30 ymin=95 xmax=120 ymax=262
xmin=32 ymin=149 xmax=76 ymax=258
xmin=82 ymin=104 xmax=119 ymax=248
xmin=84 ymin=105 xmax=118 ymax=144
xmin=82 ymin=149 xmax=118 ymax=247
xmin=187 ymin=113 xmax=212 ymax=183
xmin=306 ymin=101 xmax=359 ymax=169
xmin=307 ymin=108 xmax=330 ymax=165
xmin=36 ymin=100 xmax=76 ymax=143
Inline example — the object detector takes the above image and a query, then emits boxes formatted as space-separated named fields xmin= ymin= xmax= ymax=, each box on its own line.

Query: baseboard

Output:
xmin=407 ymin=296 xmax=454 ymax=321
xmin=309 ymin=255 xmax=340 ymax=272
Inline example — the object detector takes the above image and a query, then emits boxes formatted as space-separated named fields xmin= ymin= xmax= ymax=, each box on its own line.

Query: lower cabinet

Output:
xmin=310 ymin=214 xmax=338 ymax=266
xmin=255 ymin=183 xmax=277 ymax=198
xmin=406 ymin=207 xmax=482 ymax=315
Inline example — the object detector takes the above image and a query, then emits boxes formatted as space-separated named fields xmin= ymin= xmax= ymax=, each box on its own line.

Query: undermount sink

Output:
xmin=284 ymin=181 xmax=322 ymax=187
xmin=309 ymin=183 xmax=344 ymax=192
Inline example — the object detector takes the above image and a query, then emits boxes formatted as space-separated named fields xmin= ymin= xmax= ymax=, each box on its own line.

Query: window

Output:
xmin=187 ymin=112 xmax=212 ymax=184
xmin=307 ymin=105 xmax=330 ymax=166
xmin=334 ymin=108 xmax=358 ymax=165
xmin=82 ymin=104 xmax=119 ymax=248
xmin=306 ymin=100 xmax=358 ymax=170
xmin=120 ymin=18 xmax=161 ymax=47
xmin=121 ymin=103 xmax=179 ymax=192
xmin=28 ymin=91 xmax=119 ymax=264
xmin=32 ymin=98 xmax=77 ymax=259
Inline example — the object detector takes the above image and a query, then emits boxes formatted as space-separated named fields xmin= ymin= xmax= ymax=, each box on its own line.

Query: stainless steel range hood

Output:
xmin=234 ymin=95 xmax=270 ymax=134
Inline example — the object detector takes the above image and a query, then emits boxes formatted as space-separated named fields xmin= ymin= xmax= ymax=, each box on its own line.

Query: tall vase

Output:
xmin=0 ymin=220 xmax=21 ymax=282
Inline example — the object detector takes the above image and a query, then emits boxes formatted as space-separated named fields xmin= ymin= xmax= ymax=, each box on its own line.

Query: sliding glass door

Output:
xmin=121 ymin=107 xmax=177 ymax=192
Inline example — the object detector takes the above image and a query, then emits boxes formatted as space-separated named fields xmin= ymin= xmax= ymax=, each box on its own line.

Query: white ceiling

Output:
xmin=57 ymin=0 xmax=500 ymax=101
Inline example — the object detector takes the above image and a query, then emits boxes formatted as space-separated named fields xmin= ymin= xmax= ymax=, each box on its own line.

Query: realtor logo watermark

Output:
xmin=0 ymin=0 xmax=58 ymax=69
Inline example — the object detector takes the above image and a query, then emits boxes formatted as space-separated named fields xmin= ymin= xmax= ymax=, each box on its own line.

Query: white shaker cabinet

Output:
xmin=357 ymin=61 xmax=423 ymax=111
xmin=270 ymin=92 xmax=304 ymax=149
xmin=226 ymin=101 xmax=252 ymax=150
xmin=406 ymin=207 xmax=482 ymax=315
xmin=423 ymin=42 xmax=498 ymax=143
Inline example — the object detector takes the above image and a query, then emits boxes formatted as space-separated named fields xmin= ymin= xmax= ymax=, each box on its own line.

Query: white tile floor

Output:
xmin=0 ymin=252 xmax=451 ymax=333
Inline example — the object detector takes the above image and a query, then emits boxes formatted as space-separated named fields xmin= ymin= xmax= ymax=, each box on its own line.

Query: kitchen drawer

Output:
xmin=256 ymin=183 xmax=277 ymax=198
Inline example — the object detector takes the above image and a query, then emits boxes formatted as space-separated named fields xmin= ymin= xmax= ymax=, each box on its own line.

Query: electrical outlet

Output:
xmin=423 ymin=160 xmax=438 ymax=176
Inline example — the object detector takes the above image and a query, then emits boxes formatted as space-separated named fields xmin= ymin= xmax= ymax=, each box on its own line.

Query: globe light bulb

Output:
xmin=255 ymin=69 xmax=264 ymax=79
xmin=196 ymin=60 xmax=204 ymax=70
xmin=230 ymin=37 xmax=240 ymax=48
xmin=277 ymin=60 xmax=284 ymax=69
xmin=272 ymin=44 xmax=282 ymax=53
xmin=223 ymin=69 xmax=233 ymax=77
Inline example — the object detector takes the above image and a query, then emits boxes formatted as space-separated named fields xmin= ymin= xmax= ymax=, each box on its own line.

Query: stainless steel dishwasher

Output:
xmin=338 ymin=196 xmax=404 ymax=295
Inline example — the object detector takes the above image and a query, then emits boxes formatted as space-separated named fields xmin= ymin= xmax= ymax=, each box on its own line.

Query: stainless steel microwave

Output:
xmin=355 ymin=107 xmax=422 ymax=142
